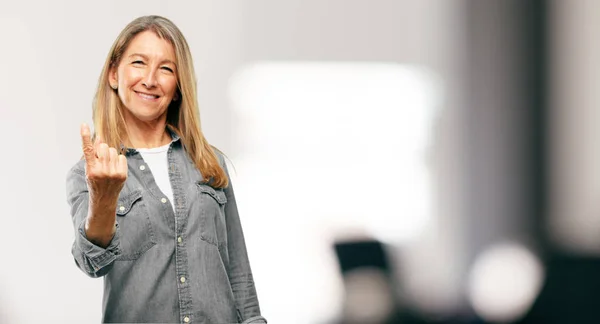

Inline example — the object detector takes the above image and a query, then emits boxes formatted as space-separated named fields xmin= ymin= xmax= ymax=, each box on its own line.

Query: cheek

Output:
xmin=119 ymin=67 xmax=141 ymax=87
xmin=161 ymin=77 xmax=178 ymax=96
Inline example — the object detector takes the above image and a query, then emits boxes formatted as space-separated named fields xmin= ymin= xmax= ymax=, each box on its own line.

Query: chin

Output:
xmin=138 ymin=114 xmax=163 ymax=122
xmin=125 ymin=109 xmax=160 ymax=122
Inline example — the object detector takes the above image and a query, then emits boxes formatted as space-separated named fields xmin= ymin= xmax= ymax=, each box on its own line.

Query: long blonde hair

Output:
xmin=92 ymin=15 xmax=228 ymax=188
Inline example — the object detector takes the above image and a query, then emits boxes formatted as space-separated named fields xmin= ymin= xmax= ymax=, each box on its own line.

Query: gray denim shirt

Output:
xmin=66 ymin=128 xmax=266 ymax=324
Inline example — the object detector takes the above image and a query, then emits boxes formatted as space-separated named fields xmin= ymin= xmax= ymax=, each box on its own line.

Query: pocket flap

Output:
xmin=197 ymin=183 xmax=227 ymax=205
xmin=116 ymin=189 xmax=143 ymax=216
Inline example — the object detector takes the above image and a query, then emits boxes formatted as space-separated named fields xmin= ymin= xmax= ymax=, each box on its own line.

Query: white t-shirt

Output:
xmin=137 ymin=143 xmax=175 ymax=212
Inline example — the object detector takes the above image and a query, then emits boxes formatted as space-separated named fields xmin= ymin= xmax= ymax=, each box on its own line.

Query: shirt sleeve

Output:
xmin=219 ymin=156 xmax=267 ymax=324
xmin=66 ymin=162 xmax=120 ymax=278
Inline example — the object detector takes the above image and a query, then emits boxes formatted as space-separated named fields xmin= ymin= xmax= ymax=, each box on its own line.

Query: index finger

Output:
xmin=80 ymin=123 xmax=95 ymax=161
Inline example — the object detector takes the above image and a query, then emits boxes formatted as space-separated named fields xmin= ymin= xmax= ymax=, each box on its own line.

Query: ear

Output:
xmin=173 ymin=90 xmax=180 ymax=102
xmin=108 ymin=67 xmax=118 ymax=90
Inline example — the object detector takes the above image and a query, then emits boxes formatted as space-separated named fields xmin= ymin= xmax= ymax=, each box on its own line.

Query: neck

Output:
xmin=124 ymin=115 xmax=171 ymax=149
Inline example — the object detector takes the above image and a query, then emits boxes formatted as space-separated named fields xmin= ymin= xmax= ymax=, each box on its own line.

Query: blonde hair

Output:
xmin=92 ymin=15 xmax=228 ymax=188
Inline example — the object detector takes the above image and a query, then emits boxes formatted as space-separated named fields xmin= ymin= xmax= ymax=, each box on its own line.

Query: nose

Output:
xmin=142 ymin=69 xmax=158 ymax=88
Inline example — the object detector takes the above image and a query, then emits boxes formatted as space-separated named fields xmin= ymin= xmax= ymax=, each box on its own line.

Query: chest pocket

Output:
xmin=115 ymin=189 xmax=157 ymax=261
xmin=196 ymin=183 xmax=228 ymax=249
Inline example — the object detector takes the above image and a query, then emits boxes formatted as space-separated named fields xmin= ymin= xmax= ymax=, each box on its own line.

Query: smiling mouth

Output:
xmin=135 ymin=91 xmax=160 ymax=100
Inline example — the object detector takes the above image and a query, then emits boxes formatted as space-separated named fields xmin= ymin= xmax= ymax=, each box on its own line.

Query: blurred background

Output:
xmin=1 ymin=0 xmax=600 ymax=323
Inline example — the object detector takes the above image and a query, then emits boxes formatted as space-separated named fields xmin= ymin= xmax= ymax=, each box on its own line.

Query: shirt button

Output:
xmin=119 ymin=206 xmax=125 ymax=212
xmin=183 ymin=317 xmax=190 ymax=323
xmin=180 ymin=276 xmax=186 ymax=283
xmin=161 ymin=198 xmax=167 ymax=203
xmin=139 ymin=165 xmax=146 ymax=171
xmin=177 ymin=237 xmax=182 ymax=243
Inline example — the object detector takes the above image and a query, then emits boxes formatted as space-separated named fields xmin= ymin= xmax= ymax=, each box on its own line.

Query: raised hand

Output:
xmin=80 ymin=123 xmax=127 ymax=247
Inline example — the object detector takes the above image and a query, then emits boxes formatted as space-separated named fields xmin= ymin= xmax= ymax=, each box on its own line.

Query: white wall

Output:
xmin=0 ymin=1 xmax=466 ymax=322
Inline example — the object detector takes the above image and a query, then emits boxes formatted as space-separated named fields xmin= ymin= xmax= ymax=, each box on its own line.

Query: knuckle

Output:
xmin=86 ymin=171 xmax=99 ymax=181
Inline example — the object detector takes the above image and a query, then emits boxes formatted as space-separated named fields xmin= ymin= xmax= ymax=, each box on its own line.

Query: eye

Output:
xmin=132 ymin=60 xmax=145 ymax=65
xmin=161 ymin=66 xmax=174 ymax=73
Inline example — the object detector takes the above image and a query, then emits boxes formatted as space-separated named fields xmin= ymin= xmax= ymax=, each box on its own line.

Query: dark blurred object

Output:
xmin=333 ymin=239 xmax=396 ymax=324
xmin=332 ymin=239 xmax=443 ymax=324
xmin=517 ymin=253 xmax=600 ymax=324
xmin=335 ymin=240 xmax=390 ymax=275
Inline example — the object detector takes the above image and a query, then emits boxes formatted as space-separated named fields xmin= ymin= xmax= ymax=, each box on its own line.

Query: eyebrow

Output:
xmin=128 ymin=53 xmax=176 ymax=66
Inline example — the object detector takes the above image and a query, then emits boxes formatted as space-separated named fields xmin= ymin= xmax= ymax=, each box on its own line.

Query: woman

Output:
xmin=66 ymin=15 xmax=266 ymax=323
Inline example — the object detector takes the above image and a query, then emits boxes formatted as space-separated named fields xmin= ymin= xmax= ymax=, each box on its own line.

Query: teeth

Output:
xmin=138 ymin=92 xmax=158 ymax=99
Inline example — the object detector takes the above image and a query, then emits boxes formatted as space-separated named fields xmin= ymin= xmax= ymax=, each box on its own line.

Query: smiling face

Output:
xmin=109 ymin=30 xmax=179 ymax=124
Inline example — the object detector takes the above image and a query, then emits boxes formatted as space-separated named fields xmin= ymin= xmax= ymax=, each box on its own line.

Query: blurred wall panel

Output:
xmin=465 ymin=0 xmax=546 ymax=255
xmin=464 ymin=1 xmax=548 ymax=320
xmin=548 ymin=0 xmax=600 ymax=254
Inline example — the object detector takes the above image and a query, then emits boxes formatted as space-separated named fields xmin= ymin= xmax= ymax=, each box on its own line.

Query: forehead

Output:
xmin=124 ymin=30 xmax=175 ymax=61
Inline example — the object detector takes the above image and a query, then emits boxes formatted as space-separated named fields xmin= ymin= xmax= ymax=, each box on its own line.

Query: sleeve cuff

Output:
xmin=77 ymin=221 xmax=121 ymax=272
xmin=241 ymin=315 xmax=267 ymax=324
